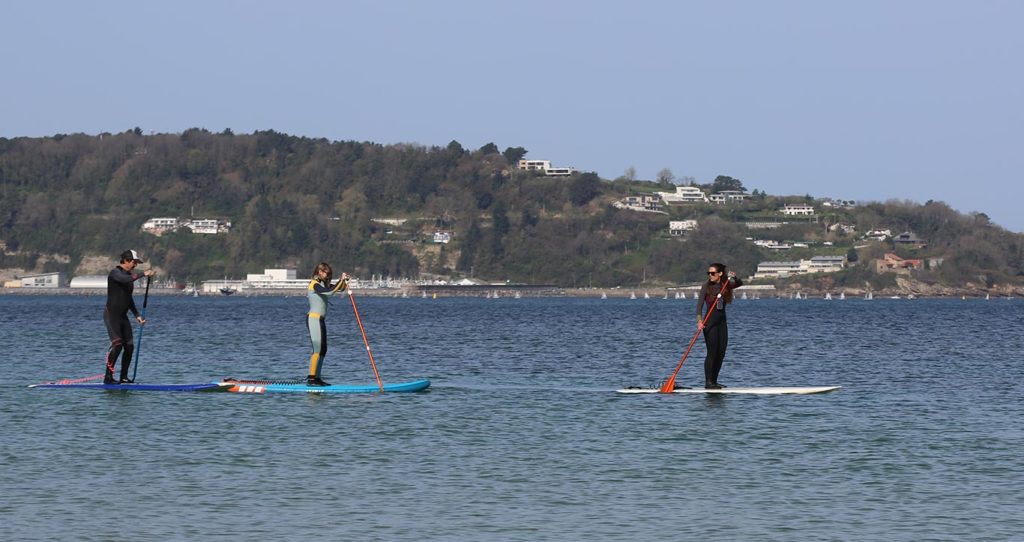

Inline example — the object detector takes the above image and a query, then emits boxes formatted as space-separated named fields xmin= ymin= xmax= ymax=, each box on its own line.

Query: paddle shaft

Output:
xmin=659 ymin=277 xmax=732 ymax=393
xmin=131 ymin=275 xmax=152 ymax=381
xmin=347 ymin=290 xmax=384 ymax=392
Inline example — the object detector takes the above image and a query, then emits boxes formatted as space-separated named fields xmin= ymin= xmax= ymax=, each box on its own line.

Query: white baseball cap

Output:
xmin=122 ymin=249 xmax=145 ymax=263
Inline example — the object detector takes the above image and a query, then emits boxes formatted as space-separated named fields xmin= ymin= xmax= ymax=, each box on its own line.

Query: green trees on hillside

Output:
xmin=1 ymin=131 xmax=1021 ymax=287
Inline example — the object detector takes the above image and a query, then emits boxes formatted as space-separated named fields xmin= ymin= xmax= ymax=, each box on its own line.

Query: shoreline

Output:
xmin=1 ymin=285 xmax=1018 ymax=299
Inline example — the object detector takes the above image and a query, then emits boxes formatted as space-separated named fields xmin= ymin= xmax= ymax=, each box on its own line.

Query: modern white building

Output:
xmin=245 ymin=268 xmax=309 ymax=289
xmin=657 ymin=185 xmax=708 ymax=204
xmin=184 ymin=219 xmax=230 ymax=234
xmin=669 ymin=220 xmax=698 ymax=235
xmin=754 ymin=261 xmax=804 ymax=279
xmin=708 ymin=190 xmax=750 ymax=204
xmin=142 ymin=217 xmax=231 ymax=235
xmin=142 ymin=217 xmax=180 ymax=234
xmin=433 ymin=232 xmax=452 ymax=244
xmin=754 ymin=256 xmax=846 ymax=278
xmin=517 ymin=159 xmax=578 ymax=177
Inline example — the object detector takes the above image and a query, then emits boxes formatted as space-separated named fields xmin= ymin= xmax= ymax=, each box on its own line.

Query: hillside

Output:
xmin=1 ymin=129 xmax=1022 ymax=292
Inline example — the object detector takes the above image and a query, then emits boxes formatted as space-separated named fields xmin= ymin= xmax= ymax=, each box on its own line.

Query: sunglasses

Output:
xmin=707 ymin=271 xmax=721 ymax=275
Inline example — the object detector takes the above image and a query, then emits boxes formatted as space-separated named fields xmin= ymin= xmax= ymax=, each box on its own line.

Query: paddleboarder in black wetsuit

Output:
xmin=696 ymin=263 xmax=742 ymax=389
xmin=103 ymin=250 xmax=154 ymax=384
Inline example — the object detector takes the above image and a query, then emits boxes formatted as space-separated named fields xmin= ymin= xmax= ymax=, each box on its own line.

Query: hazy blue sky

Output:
xmin=3 ymin=1 xmax=1021 ymax=231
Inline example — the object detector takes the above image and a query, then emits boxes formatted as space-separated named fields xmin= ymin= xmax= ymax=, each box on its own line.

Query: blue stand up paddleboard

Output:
xmin=29 ymin=382 xmax=232 ymax=392
xmin=221 ymin=378 xmax=430 ymax=394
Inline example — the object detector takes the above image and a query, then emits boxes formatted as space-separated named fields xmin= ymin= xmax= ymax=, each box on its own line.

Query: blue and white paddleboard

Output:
xmin=617 ymin=386 xmax=840 ymax=395
xmin=29 ymin=382 xmax=232 ymax=392
xmin=222 ymin=379 xmax=431 ymax=394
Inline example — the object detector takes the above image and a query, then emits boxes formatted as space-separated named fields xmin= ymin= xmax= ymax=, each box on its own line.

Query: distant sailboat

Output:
xmin=600 ymin=291 xmax=607 ymax=299
xmin=824 ymin=292 xmax=832 ymax=300
xmin=741 ymin=291 xmax=748 ymax=300
xmin=630 ymin=292 xmax=637 ymax=300
xmin=839 ymin=292 xmax=846 ymax=300
xmin=643 ymin=292 xmax=650 ymax=299
xmin=865 ymin=291 xmax=874 ymax=300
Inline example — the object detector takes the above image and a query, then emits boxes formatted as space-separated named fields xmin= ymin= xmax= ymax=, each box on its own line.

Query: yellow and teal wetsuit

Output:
xmin=307 ymin=277 xmax=347 ymax=380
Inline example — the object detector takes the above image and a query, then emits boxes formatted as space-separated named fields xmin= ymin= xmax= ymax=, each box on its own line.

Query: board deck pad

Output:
xmin=616 ymin=386 xmax=841 ymax=395
xmin=221 ymin=378 xmax=431 ymax=394
xmin=29 ymin=382 xmax=232 ymax=392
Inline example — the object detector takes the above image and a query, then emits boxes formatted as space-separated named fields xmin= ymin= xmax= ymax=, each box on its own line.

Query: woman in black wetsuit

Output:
xmin=696 ymin=263 xmax=742 ymax=389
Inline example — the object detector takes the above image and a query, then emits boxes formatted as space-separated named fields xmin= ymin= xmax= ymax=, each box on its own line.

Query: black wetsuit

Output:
xmin=696 ymin=276 xmax=743 ymax=386
xmin=104 ymin=266 xmax=143 ymax=382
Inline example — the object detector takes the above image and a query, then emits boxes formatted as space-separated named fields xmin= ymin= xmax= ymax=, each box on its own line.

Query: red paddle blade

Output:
xmin=659 ymin=377 xmax=676 ymax=393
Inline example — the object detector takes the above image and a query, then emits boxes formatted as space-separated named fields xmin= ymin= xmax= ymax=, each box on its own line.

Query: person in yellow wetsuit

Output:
xmin=306 ymin=262 xmax=349 ymax=386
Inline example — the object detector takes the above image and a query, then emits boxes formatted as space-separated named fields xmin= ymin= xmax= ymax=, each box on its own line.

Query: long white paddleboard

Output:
xmin=617 ymin=386 xmax=840 ymax=395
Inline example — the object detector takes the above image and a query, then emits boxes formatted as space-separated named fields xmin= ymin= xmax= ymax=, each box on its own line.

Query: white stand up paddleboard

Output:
xmin=616 ymin=386 xmax=840 ymax=395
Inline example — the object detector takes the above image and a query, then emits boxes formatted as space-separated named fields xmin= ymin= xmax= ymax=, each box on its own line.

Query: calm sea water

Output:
xmin=1 ymin=294 xmax=1022 ymax=541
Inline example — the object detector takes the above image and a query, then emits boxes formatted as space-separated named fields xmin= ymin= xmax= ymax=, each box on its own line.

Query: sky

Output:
xmin=2 ymin=1 xmax=1022 ymax=232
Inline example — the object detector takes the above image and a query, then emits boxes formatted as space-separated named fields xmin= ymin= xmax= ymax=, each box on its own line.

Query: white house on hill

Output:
xmin=657 ymin=186 xmax=707 ymax=204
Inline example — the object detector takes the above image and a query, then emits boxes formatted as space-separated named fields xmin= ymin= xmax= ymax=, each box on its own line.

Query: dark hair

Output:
xmin=706 ymin=262 xmax=733 ymax=304
xmin=312 ymin=262 xmax=333 ymax=283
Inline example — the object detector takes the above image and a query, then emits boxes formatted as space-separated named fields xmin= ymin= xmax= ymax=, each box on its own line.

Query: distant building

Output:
xmin=754 ymin=240 xmax=792 ymax=250
xmin=754 ymin=256 xmax=845 ymax=278
xmin=892 ymin=231 xmax=926 ymax=247
xmin=614 ymin=195 xmax=663 ymax=213
xmin=754 ymin=261 xmax=804 ymax=279
xmin=669 ymin=220 xmax=698 ymax=236
xmin=828 ymin=223 xmax=857 ymax=235
xmin=708 ymin=190 xmax=750 ymax=204
xmin=819 ymin=198 xmax=857 ymax=208
xmin=780 ymin=204 xmax=815 ymax=216
xmin=433 ymin=232 xmax=452 ymax=244
xmin=245 ymin=268 xmax=308 ymax=289
xmin=142 ymin=217 xmax=231 ymax=235
xmin=657 ymin=186 xmax=708 ymax=204
xmin=863 ymin=229 xmax=892 ymax=241
xmin=15 ymin=272 xmax=68 ymax=288
xmin=184 ymin=219 xmax=231 ymax=234
xmin=808 ymin=255 xmax=846 ymax=273
xmin=875 ymin=253 xmax=923 ymax=274
xmin=142 ymin=217 xmax=180 ymax=235
xmin=517 ymin=159 xmax=578 ymax=177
